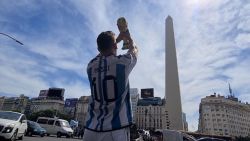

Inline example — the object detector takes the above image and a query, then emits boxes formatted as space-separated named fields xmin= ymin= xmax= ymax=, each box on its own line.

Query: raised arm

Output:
xmin=127 ymin=37 xmax=138 ymax=58
xmin=117 ymin=32 xmax=138 ymax=58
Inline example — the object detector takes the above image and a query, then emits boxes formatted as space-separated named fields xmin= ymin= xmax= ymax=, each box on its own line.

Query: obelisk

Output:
xmin=165 ymin=16 xmax=184 ymax=130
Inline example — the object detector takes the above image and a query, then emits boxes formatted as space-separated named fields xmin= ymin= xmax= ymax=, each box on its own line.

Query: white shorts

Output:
xmin=83 ymin=127 xmax=130 ymax=141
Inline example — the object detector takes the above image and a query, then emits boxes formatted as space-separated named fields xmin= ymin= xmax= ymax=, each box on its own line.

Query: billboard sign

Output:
xmin=39 ymin=90 xmax=48 ymax=98
xmin=141 ymin=88 xmax=154 ymax=98
xmin=65 ymin=98 xmax=78 ymax=107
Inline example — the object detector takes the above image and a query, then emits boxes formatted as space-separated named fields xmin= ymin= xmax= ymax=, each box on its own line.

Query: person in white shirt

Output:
xmin=84 ymin=31 xmax=138 ymax=141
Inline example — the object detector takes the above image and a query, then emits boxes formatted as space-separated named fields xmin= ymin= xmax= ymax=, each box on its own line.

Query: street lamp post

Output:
xmin=0 ymin=32 xmax=23 ymax=45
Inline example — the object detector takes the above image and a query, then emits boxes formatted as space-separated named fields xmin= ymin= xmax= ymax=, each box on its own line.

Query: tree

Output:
xmin=11 ymin=109 xmax=22 ymax=113
xmin=27 ymin=109 xmax=53 ymax=121
xmin=27 ymin=109 xmax=72 ymax=121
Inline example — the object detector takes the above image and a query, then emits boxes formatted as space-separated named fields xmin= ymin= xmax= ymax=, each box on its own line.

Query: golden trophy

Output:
xmin=116 ymin=17 xmax=130 ymax=50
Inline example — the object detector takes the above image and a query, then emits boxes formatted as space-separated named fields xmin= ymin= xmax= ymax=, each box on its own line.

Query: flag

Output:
xmin=70 ymin=120 xmax=78 ymax=128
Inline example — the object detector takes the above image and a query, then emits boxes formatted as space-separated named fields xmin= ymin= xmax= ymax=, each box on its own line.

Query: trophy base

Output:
xmin=121 ymin=43 xmax=129 ymax=50
xmin=122 ymin=46 xmax=129 ymax=50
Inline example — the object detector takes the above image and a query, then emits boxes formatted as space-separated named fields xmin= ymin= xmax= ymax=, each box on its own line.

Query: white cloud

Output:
xmin=54 ymin=80 xmax=91 ymax=99
xmin=72 ymin=0 xmax=115 ymax=34
xmin=0 ymin=64 xmax=49 ymax=97
xmin=237 ymin=19 xmax=250 ymax=32
xmin=235 ymin=33 xmax=250 ymax=49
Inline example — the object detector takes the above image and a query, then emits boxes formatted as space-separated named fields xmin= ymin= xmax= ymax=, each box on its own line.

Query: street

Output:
xmin=18 ymin=135 xmax=83 ymax=141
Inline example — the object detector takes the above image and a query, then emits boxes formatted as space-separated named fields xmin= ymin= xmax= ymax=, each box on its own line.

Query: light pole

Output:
xmin=0 ymin=32 xmax=23 ymax=45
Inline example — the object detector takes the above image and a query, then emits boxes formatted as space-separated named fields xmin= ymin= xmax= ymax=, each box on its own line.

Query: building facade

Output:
xmin=29 ymin=88 xmax=66 ymax=113
xmin=30 ymin=98 xmax=64 ymax=113
xmin=1 ymin=94 xmax=29 ymax=113
xmin=198 ymin=94 xmax=250 ymax=137
xmin=182 ymin=112 xmax=189 ymax=131
xmin=0 ymin=96 xmax=5 ymax=110
xmin=130 ymin=88 xmax=139 ymax=122
xmin=24 ymin=99 xmax=32 ymax=116
xmin=136 ymin=97 xmax=170 ymax=130
xmin=75 ymin=96 xmax=89 ymax=127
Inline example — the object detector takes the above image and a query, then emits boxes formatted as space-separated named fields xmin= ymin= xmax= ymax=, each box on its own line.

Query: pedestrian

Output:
xmin=80 ymin=128 xmax=84 ymax=138
xmin=83 ymin=30 xmax=138 ymax=141
xmin=77 ymin=127 xmax=81 ymax=138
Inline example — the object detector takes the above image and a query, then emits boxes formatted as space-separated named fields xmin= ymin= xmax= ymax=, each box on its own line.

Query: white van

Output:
xmin=37 ymin=117 xmax=73 ymax=138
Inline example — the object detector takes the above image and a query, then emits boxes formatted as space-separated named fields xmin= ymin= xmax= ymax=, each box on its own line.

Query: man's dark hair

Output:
xmin=97 ymin=31 xmax=115 ymax=52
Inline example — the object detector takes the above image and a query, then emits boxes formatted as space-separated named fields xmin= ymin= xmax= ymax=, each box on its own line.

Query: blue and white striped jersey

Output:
xmin=85 ymin=47 xmax=138 ymax=132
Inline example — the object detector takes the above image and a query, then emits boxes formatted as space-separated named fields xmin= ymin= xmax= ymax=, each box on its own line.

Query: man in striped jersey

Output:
xmin=84 ymin=31 xmax=138 ymax=141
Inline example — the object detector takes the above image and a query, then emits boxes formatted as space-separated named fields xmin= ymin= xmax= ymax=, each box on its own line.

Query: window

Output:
xmin=48 ymin=120 xmax=54 ymax=125
xmin=37 ymin=119 xmax=48 ymax=124
xmin=55 ymin=121 xmax=60 ymax=126
xmin=20 ymin=115 xmax=26 ymax=123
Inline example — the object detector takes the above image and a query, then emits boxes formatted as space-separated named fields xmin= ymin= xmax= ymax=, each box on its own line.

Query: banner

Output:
xmin=65 ymin=98 xmax=78 ymax=107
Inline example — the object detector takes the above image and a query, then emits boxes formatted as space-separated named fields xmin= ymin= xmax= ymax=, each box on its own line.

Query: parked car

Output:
xmin=0 ymin=111 xmax=27 ymax=141
xmin=197 ymin=137 xmax=226 ymax=141
xmin=37 ymin=117 xmax=73 ymax=138
xmin=26 ymin=120 xmax=46 ymax=137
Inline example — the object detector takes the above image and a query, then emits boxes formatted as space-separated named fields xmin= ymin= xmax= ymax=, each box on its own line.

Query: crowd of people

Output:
xmin=72 ymin=126 xmax=84 ymax=139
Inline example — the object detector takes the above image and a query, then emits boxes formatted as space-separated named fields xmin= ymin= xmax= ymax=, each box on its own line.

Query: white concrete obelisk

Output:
xmin=165 ymin=16 xmax=184 ymax=130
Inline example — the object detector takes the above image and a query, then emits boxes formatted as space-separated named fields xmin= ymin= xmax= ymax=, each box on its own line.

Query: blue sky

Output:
xmin=1 ymin=0 xmax=250 ymax=131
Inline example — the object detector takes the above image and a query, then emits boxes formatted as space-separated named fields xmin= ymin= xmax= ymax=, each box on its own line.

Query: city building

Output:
xmin=165 ymin=15 xmax=184 ymax=130
xmin=182 ymin=112 xmax=188 ymax=131
xmin=30 ymin=98 xmax=64 ymax=113
xmin=75 ymin=96 xmax=89 ymax=127
xmin=30 ymin=88 xmax=65 ymax=113
xmin=136 ymin=97 xmax=170 ymax=130
xmin=198 ymin=93 xmax=250 ymax=137
xmin=0 ymin=96 xmax=5 ymax=110
xmin=1 ymin=94 xmax=29 ymax=113
xmin=24 ymin=99 xmax=32 ymax=116
xmin=130 ymin=88 xmax=139 ymax=122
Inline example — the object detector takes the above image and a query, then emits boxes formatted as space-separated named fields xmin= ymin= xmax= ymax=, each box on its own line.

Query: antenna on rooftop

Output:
xmin=228 ymin=83 xmax=233 ymax=96
xmin=212 ymin=89 xmax=216 ymax=95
